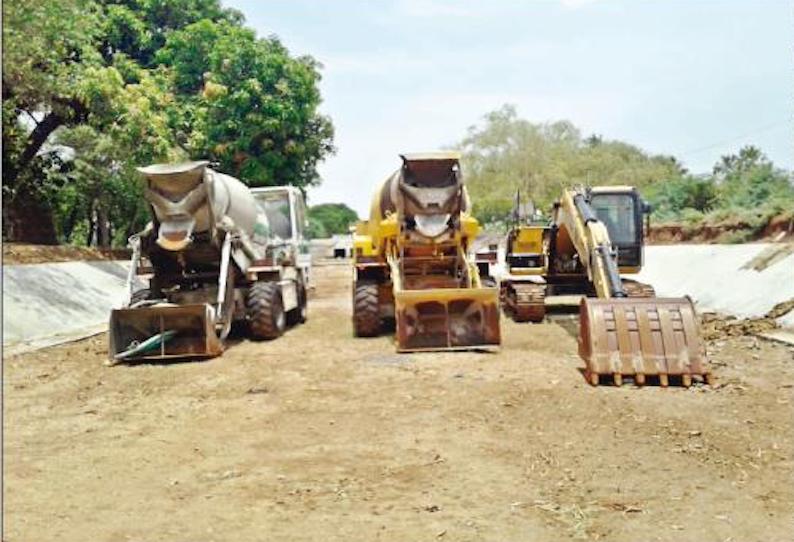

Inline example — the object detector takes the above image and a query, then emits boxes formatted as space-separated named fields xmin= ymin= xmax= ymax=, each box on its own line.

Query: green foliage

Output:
xmin=643 ymin=175 xmax=718 ymax=221
xmin=648 ymin=146 xmax=793 ymax=236
xmin=460 ymin=107 xmax=793 ymax=239
xmin=307 ymin=203 xmax=358 ymax=238
xmin=306 ymin=217 xmax=328 ymax=240
xmin=2 ymin=0 xmax=334 ymax=246
xmin=159 ymin=20 xmax=334 ymax=187
xmin=458 ymin=105 xmax=683 ymax=223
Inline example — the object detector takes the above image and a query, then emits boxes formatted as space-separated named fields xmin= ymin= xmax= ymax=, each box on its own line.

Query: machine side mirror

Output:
xmin=641 ymin=200 xmax=653 ymax=214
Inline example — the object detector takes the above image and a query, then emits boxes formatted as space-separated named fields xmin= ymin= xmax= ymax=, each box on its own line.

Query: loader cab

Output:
xmin=588 ymin=187 xmax=647 ymax=270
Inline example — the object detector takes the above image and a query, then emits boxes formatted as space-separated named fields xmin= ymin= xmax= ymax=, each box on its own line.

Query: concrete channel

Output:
xmin=2 ymin=243 xmax=793 ymax=354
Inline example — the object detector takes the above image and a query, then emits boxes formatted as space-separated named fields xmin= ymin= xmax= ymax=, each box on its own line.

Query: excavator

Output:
xmin=352 ymin=152 xmax=500 ymax=351
xmin=501 ymin=186 xmax=712 ymax=387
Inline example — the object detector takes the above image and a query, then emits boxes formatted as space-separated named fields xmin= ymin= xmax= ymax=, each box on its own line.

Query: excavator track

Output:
xmin=502 ymin=282 xmax=546 ymax=323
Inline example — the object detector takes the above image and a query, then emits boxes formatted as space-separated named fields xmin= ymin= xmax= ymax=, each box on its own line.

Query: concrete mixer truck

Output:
xmin=352 ymin=152 xmax=501 ymax=351
xmin=109 ymin=161 xmax=309 ymax=362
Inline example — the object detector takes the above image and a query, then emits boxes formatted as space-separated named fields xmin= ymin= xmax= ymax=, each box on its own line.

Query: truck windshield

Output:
xmin=256 ymin=192 xmax=292 ymax=240
xmin=590 ymin=194 xmax=637 ymax=246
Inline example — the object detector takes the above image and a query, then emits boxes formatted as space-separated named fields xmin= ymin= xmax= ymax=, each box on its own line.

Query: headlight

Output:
xmin=414 ymin=214 xmax=450 ymax=238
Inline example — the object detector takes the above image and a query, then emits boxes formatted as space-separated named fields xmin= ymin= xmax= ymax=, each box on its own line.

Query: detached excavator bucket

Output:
xmin=109 ymin=303 xmax=222 ymax=363
xmin=395 ymin=287 xmax=500 ymax=351
xmin=579 ymin=297 xmax=712 ymax=387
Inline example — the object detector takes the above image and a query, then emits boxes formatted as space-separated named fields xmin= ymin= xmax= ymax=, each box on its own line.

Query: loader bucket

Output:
xmin=395 ymin=287 xmax=500 ymax=351
xmin=109 ymin=303 xmax=222 ymax=362
xmin=579 ymin=297 xmax=712 ymax=387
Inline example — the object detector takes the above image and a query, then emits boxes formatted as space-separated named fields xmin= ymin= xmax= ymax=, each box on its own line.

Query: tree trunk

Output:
xmin=1 ymin=191 xmax=59 ymax=244
xmin=97 ymin=206 xmax=111 ymax=247
xmin=86 ymin=201 xmax=96 ymax=246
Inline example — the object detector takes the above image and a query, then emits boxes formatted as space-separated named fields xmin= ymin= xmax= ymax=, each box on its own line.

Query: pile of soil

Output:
xmin=2 ymin=243 xmax=131 ymax=265
xmin=701 ymin=298 xmax=794 ymax=341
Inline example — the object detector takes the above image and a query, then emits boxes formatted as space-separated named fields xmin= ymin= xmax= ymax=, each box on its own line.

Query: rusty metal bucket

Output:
xmin=394 ymin=287 xmax=500 ymax=351
xmin=578 ymin=297 xmax=712 ymax=387
xmin=109 ymin=303 xmax=223 ymax=363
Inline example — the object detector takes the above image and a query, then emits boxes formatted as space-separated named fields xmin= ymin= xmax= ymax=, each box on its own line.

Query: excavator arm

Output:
xmin=555 ymin=189 xmax=626 ymax=299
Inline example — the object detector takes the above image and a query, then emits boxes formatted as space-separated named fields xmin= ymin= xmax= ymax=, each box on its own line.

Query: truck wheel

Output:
xmin=247 ymin=282 xmax=285 ymax=340
xmin=287 ymin=282 xmax=308 ymax=326
xmin=353 ymin=280 xmax=381 ymax=337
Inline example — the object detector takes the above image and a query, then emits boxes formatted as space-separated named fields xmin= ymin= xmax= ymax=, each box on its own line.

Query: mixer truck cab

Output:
xmin=250 ymin=185 xmax=312 ymax=285
xmin=109 ymin=161 xmax=309 ymax=362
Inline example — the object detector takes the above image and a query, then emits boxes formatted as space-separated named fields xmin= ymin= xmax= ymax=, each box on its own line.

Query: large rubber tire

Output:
xmin=287 ymin=281 xmax=308 ymax=326
xmin=353 ymin=280 xmax=381 ymax=337
xmin=247 ymin=282 xmax=286 ymax=340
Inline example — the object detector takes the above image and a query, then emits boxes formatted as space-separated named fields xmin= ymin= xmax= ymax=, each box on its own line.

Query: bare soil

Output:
xmin=648 ymin=212 xmax=794 ymax=245
xmin=4 ymin=263 xmax=794 ymax=541
xmin=2 ymin=243 xmax=130 ymax=265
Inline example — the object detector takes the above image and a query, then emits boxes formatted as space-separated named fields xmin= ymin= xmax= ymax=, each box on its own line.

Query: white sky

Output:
xmin=225 ymin=0 xmax=793 ymax=216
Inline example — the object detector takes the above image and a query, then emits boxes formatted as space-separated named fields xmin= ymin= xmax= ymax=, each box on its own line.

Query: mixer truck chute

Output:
xmin=109 ymin=161 xmax=309 ymax=362
xmin=352 ymin=152 xmax=500 ymax=351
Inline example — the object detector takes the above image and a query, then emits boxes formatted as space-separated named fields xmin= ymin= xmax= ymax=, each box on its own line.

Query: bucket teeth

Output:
xmin=579 ymin=297 xmax=711 ymax=388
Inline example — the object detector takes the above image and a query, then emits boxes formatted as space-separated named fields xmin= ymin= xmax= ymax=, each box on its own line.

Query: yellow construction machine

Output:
xmin=352 ymin=152 xmax=500 ymax=351
xmin=501 ymin=186 xmax=712 ymax=387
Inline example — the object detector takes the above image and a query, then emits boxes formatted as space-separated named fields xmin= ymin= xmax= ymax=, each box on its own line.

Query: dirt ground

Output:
xmin=2 ymin=243 xmax=131 ymax=265
xmin=4 ymin=263 xmax=794 ymax=542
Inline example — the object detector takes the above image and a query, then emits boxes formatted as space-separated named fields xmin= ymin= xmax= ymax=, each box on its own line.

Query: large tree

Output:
xmin=157 ymin=20 xmax=334 ymax=186
xmin=2 ymin=0 xmax=334 ymax=245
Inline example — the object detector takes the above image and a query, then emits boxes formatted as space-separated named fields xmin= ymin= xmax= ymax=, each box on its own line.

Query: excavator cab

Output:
xmin=588 ymin=187 xmax=648 ymax=271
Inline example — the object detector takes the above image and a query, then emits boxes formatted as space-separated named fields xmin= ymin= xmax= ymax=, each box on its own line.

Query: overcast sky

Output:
xmin=225 ymin=0 xmax=792 ymax=216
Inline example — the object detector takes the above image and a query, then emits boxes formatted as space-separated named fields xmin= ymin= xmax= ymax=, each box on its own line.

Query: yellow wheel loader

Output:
xmin=352 ymin=152 xmax=500 ymax=351
xmin=501 ymin=186 xmax=712 ymax=387
xmin=109 ymin=161 xmax=310 ymax=363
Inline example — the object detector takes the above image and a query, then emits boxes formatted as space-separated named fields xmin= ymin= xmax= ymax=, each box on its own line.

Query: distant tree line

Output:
xmin=307 ymin=203 xmax=358 ymax=239
xmin=458 ymin=105 xmax=793 ymax=237
xmin=3 ymin=0 xmax=334 ymax=246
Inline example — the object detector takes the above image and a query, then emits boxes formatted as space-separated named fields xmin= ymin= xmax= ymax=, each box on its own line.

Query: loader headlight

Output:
xmin=414 ymin=214 xmax=450 ymax=238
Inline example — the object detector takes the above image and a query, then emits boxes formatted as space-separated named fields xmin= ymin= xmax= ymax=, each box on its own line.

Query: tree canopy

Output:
xmin=307 ymin=203 xmax=358 ymax=239
xmin=458 ymin=106 xmax=793 ymax=235
xmin=2 ymin=0 xmax=334 ymax=245
xmin=457 ymin=105 xmax=684 ymax=224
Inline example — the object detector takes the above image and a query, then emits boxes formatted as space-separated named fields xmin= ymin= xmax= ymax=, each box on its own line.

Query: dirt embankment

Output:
xmin=4 ymin=263 xmax=794 ymax=542
xmin=648 ymin=213 xmax=794 ymax=244
xmin=2 ymin=243 xmax=131 ymax=265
